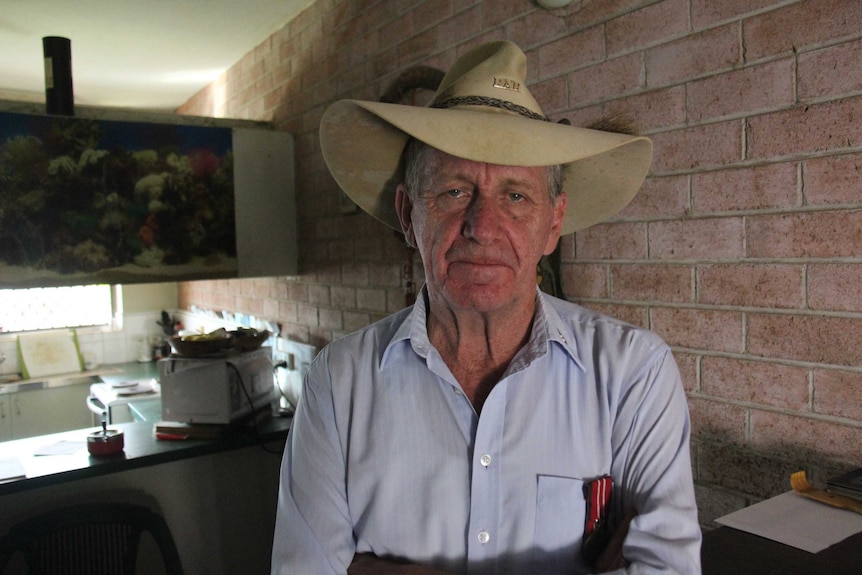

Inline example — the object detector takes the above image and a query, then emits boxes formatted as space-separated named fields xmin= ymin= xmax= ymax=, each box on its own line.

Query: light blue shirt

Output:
xmin=271 ymin=289 xmax=701 ymax=574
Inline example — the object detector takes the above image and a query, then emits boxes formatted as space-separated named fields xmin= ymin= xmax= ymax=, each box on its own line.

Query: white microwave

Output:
xmin=158 ymin=347 xmax=273 ymax=424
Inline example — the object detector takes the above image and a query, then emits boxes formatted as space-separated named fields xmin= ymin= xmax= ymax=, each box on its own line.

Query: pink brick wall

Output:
xmin=176 ymin=0 xmax=862 ymax=527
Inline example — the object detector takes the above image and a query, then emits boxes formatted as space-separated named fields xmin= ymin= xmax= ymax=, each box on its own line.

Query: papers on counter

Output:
xmin=111 ymin=379 xmax=157 ymax=396
xmin=716 ymin=490 xmax=862 ymax=553
xmin=0 ymin=457 xmax=26 ymax=482
xmin=32 ymin=440 xmax=86 ymax=456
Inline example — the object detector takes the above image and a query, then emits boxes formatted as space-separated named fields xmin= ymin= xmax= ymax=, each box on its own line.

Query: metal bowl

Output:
xmin=231 ymin=329 xmax=270 ymax=351
xmin=168 ymin=332 xmax=233 ymax=357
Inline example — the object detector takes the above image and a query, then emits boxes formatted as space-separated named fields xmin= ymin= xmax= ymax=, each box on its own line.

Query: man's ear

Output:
xmin=395 ymin=184 xmax=416 ymax=247
xmin=544 ymin=192 xmax=567 ymax=255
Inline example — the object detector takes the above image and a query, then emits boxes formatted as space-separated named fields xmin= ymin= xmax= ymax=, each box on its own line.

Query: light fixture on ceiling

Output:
xmin=537 ymin=0 xmax=573 ymax=8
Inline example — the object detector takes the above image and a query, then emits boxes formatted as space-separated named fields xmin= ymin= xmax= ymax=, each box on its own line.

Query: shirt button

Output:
xmin=477 ymin=530 xmax=490 ymax=544
xmin=453 ymin=387 xmax=463 ymax=395
xmin=480 ymin=454 xmax=492 ymax=467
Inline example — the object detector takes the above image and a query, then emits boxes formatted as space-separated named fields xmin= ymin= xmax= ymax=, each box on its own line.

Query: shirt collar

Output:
xmin=382 ymin=286 xmax=584 ymax=372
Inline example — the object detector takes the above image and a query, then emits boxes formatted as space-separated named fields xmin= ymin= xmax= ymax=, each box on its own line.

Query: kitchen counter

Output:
xmin=702 ymin=525 xmax=862 ymax=575
xmin=0 ymin=360 xmax=159 ymax=395
xmin=0 ymin=413 xmax=291 ymax=496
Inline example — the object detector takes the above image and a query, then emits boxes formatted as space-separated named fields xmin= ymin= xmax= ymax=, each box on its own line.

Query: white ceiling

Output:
xmin=0 ymin=0 xmax=314 ymax=111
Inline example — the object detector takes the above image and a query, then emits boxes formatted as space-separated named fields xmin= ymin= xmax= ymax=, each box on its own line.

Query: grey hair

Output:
xmin=402 ymin=138 xmax=564 ymax=201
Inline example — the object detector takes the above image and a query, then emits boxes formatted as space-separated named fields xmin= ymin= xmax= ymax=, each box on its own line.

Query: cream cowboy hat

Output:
xmin=319 ymin=41 xmax=652 ymax=235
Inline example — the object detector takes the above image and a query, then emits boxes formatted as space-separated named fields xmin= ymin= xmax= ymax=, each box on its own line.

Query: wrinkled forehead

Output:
xmin=407 ymin=140 xmax=552 ymax=191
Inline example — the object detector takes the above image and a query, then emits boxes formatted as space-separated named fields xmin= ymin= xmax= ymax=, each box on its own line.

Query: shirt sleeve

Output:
xmin=610 ymin=347 xmax=702 ymax=574
xmin=271 ymin=347 xmax=355 ymax=575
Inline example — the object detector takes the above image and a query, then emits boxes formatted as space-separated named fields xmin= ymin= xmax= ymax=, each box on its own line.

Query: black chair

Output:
xmin=0 ymin=503 xmax=184 ymax=575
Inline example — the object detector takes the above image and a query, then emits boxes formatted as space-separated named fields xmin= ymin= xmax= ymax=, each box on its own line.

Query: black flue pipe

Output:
xmin=43 ymin=36 xmax=74 ymax=116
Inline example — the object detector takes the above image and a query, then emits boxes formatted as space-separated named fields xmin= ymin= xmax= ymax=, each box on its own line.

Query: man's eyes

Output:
xmin=508 ymin=192 xmax=525 ymax=202
xmin=442 ymin=189 xmax=527 ymax=202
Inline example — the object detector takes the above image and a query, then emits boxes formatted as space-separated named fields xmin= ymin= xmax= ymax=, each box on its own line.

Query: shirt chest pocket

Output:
xmin=533 ymin=475 xmax=588 ymax=573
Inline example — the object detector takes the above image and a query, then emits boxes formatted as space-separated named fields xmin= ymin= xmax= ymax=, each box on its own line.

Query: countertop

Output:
xmin=0 ymin=360 xmax=158 ymax=395
xmin=702 ymin=525 xmax=862 ymax=575
xmin=0 ymin=413 xmax=291 ymax=497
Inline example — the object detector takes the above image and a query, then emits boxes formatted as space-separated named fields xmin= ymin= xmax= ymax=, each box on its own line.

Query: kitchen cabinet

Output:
xmin=0 ymin=383 xmax=93 ymax=441
xmin=0 ymin=397 xmax=11 ymax=441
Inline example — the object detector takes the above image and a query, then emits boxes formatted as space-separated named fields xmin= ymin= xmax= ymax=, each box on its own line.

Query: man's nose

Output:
xmin=462 ymin=194 xmax=501 ymax=242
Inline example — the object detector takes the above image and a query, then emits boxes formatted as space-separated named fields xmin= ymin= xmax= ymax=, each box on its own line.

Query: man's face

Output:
xmin=397 ymin=147 xmax=567 ymax=316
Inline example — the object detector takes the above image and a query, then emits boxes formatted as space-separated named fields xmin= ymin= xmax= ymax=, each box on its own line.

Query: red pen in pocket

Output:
xmin=582 ymin=475 xmax=614 ymax=564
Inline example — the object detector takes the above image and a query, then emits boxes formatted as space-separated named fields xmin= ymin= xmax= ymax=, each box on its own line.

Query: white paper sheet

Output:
xmin=33 ymin=440 xmax=86 ymax=456
xmin=0 ymin=456 xmax=27 ymax=482
xmin=716 ymin=491 xmax=862 ymax=553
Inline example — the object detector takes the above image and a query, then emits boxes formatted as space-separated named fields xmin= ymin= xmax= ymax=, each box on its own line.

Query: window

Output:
xmin=0 ymin=285 xmax=116 ymax=333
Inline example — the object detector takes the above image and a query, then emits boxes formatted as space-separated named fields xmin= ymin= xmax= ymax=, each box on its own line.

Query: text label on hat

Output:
xmin=493 ymin=77 xmax=521 ymax=92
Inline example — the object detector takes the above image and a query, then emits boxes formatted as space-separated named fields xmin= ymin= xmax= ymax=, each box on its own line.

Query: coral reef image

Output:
xmin=0 ymin=111 xmax=237 ymax=287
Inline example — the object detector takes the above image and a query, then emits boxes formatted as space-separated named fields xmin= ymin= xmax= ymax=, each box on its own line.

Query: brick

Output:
xmin=799 ymin=38 xmax=862 ymax=101
xmin=618 ymin=174 xmax=690 ymax=220
xmin=296 ymin=303 xmax=318 ymax=326
xmin=650 ymin=120 xmax=742 ymax=174
xmin=561 ymin=263 xmax=608 ymax=299
xmin=286 ymin=282 xmax=310 ymax=303
xmin=814 ymin=369 xmax=862 ymax=420
xmin=435 ymin=5 xmax=483 ymax=52
xmin=564 ymin=0 xmax=647 ymax=32
xmin=701 ymin=356 xmax=810 ymax=410
xmin=697 ymin=264 xmax=804 ymax=309
xmin=330 ymin=286 xmax=356 ymax=308
xmin=567 ymin=52 xmax=644 ymax=105
xmin=574 ymin=222 xmax=648 ymax=260
xmin=691 ymin=162 xmax=799 ymax=213
xmin=674 ymin=351 xmax=698 ymax=393
xmin=748 ymin=314 xmax=862 ymax=367
xmin=537 ymin=26 xmax=605 ymax=79
xmin=645 ymin=24 xmax=740 ymax=88
xmin=605 ymin=85 xmax=687 ymax=133
xmin=803 ymin=153 xmax=862 ymax=206
xmin=743 ymin=0 xmax=862 ymax=62
xmin=688 ymin=397 xmax=748 ymax=443
xmin=687 ymin=58 xmax=795 ymax=122
xmin=319 ymin=307 xmax=343 ymax=330
xmin=507 ymin=9 xmax=569 ymax=50
xmin=651 ymin=308 xmax=744 ymax=353
xmin=479 ymin=0 xmax=533 ymax=29
xmin=368 ymin=262 xmax=402 ymax=288
xmin=409 ymin=0 xmax=453 ymax=33
xmin=280 ymin=322 xmax=310 ymax=344
xmin=308 ymin=284 xmax=330 ymax=305
xmin=606 ymin=0 xmax=689 ymax=56
xmin=649 ymin=217 xmax=744 ymax=260
xmin=747 ymin=211 xmax=862 ymax=259
xmin=808 ymin=264 xmax=862 ymax=313
xmin=356 ymin=287 xmax=388 ymax=312
xmin=531 ymin=76 xmax=568 ymax=115
xmin=750 ymin=410 xmax=862 ymax=463
xmin=690 ymin=0 xmax=776 ymax=29
xmin=387 ymin=287 xmax=408 ymax=313
xmin=344 ymin=310 xmax=373 ymax=333
xmin=397 ymin=28 xmax=438 ymax=69
xmin=341 ymin=262 xmax=369 ymax=285
xmin=263 ymin=298 xmax=280 ymax=321
xmin=748 ymin=97 xmax=862 ymax=160
xmin=611 ymin=264 xmax=694 ymax=303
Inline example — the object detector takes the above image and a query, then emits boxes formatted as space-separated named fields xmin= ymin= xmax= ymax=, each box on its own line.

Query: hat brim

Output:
xmin=320 ymin=99 xmax=652 ymax=235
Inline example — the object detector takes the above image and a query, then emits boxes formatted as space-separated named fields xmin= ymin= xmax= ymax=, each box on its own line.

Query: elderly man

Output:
xmin=271 ymin=41 xmax=701 ymax=575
